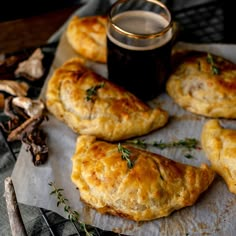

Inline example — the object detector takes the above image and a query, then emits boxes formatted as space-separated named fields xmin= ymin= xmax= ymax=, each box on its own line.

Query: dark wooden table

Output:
xmin=0 ymin=5 xmax=78 ymax=54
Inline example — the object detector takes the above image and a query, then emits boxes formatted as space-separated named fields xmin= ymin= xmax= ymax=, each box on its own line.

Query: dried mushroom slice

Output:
xmin=0 ymin=80 xmax=29 ymax=96
xmin=12 ymin=96 xmax=45 ymax=117
xmin=0 ymin=93 xmax=4 ymax=109
xmin=14 ymin=48 xmax=45 ymax=81
xmin=7 ymin=114 xmax=48 ymax=166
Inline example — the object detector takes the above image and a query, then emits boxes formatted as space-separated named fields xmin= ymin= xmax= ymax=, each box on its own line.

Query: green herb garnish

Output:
xmin=184 ymin=153 xmax=194 ymax=159
xmin=49 ymin=182 xmax=94 ymax=236
xmin=126 ymin=139 xmax=147 ymax=149
xmin=127 ymin=138 xmax=199 ymax=151
xmin=154 ymin=138 xmax=198 ymax=151
xmin=86 ymin=82 xmax=105 ymax=101
xmin=206 ymin=53 xmax=220 ymax=75
xmin=118 ymin=143 xmax=134 ymax=169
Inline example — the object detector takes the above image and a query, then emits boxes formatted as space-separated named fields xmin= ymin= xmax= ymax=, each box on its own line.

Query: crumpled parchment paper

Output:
xmin=11 ymin=33 xmax=236 ymax=236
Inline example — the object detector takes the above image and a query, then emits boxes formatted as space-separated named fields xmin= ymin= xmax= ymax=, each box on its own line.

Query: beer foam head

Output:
xmin=107 ymin=10 xmax=173 ymax=51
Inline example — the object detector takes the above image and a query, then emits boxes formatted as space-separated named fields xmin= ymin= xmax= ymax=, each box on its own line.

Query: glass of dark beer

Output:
xmin=107 ymin=0 xmax=175 ymax=101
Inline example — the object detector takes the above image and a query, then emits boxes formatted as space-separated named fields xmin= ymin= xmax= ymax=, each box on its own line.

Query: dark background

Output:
xmin=0 ymin=0 xmax=81 ymax=22
xmin=0 ymin=0 xmax=231 ymax=43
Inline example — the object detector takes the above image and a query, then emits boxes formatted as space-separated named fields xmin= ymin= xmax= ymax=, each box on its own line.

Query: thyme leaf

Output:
xmin=126 ymin=139 xmax=147 ymax=149
xmin=48 ymin=182 xmax=95 ymax=236
xmin=118 ymin=143 xmax=134 ymax=169
xmin=184 ymin=153 xmax=194 ymax=159
xmin=206 ymin=53 xmax=220 ymax=75
xmin=85 ymin=82 xmax=105 ymax=101
xmin=212 ymin=65 xmax=220 ymax=75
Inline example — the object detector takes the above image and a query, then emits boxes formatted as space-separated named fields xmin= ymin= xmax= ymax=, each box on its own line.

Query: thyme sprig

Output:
xmin=126 ymin=138 xmax=199 ymax=151
xmin=153 ymin=138 xmax=198 ymax=151
xmin=206 ymin=53 xmax=220 ymax=75
xmin=118 ymin=143 xmax=134 ymax=169
xmin=48 ymin=182 xmax=94 ymax=236
xmin=86 ymin=82 xmax=105 ymax=101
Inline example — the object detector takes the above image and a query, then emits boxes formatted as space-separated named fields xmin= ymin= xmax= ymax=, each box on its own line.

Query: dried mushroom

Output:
xmin=0 ymin=93 xmax=4 ymax=109
xmin=7 ymin=114 xmax=49 ymax=166
xmin=14 ymin=48 xmax=45 ymax=81
xmin=0 ymin=96 xmax=48 ymax=166
xmin=0 ymin=47 xmax=49 ymax=166
xmin=12 ymin=96 xmax=45 ymax=117
xmin=0 ymin=80 xmax=29 ymax=96
xmin=0 ymin=54 xmax=28 ymax=80
xmin=0 ymin=96 xmax=21 ymax=133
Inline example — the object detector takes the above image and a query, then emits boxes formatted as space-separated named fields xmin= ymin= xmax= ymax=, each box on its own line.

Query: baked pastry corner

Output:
xmin=201 ymin=119 xmax=236 ymax=194
xmin=66 ymin=15 xmax=107 ymax=63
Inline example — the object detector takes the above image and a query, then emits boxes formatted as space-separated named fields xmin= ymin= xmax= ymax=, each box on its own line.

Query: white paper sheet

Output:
xmin=11 ymin=34 xmax=236 ymax=236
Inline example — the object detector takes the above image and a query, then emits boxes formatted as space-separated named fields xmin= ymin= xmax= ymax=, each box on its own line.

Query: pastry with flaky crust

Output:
xmin=71 ymin=135 xmax=215 ymax=222
xmin=66 ymin=15 xmax=107 ymax=63
xmin=166 ymin=50 xmax=236 ymax=118
xmin=201 ymin=119 xmax=236 ymax=194
xmin=45 ymin=58 xmax=168 ymax=141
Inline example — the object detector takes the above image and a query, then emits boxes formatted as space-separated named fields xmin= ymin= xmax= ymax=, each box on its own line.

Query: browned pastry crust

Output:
xmin=166 ymin=50 xmax=236 ymax=118
xmin=71 ymin=135 xmax=215 ymax=222
xmin=45 ymin=58 xmax=168 ymax=141
xmin=66 ymin=15 xmax=107 ymax=63
xmin=201 ymin=119 xmax=236 ymax=194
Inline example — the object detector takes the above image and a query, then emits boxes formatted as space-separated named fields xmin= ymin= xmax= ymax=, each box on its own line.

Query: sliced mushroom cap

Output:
xmin=0 ymin=80 xmax=29 ymax=96
xmin=14 ymin=48 xmax=44 ymax=80
xmin=12 ymin=96 xmax=45 ymax=117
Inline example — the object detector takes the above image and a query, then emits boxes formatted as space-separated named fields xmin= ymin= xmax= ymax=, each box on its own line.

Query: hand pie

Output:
xmin=166 ymin=50 xmax=236 ymax=118
xmin=71 ymin=135 xmax=215 ymax=222
xmin=45 ymin=58 xmax=168 ymax=141
xmin=201 ymin=119 xmax=236 ymax=194
xmin=66 ymin=15 xmax=107 ymax=63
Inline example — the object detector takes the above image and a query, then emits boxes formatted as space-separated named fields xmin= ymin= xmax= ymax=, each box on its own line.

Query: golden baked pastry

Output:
xmin=166 ymin=50 xmax=236 ymax=118
xmin=71 ymin=135 xmax=215 ymax=222
xmin=45 ymin=58 xmax=168 ymax=141
xmin=201 ymin=119 xmax=236 ymax=194
xmin=66 ymin=15 xmax=107 ymax=63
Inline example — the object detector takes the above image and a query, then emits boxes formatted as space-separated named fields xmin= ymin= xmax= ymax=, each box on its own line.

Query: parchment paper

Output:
xmin=11 ymin=34 xmax=236 ymax=235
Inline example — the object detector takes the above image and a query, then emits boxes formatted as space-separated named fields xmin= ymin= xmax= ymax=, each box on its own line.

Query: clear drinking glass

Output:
xmin=106 ymin=0 xmax=175 ymax=101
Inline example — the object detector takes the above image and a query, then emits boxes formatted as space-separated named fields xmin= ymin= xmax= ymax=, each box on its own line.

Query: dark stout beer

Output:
xmin=107 ymin=10 xmax=173 ymax=101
